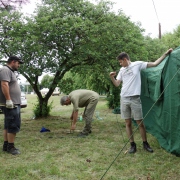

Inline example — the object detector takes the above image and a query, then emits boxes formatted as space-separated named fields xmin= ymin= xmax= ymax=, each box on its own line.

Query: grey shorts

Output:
xmin=120 ymin=96 xmax=143 ymax=120
xmin=2 ymin=105 xmax=21 ymax=133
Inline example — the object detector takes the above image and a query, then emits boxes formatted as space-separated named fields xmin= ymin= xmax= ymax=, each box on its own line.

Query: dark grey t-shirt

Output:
xmin=0 ymin=66 xmax=21 ymax=105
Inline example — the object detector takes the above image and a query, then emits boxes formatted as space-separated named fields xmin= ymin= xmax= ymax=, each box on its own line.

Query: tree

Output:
xmin=41 ymin=74 xmax=54 ymax=89
xmin=0 ymin=10 xmax=22 ymax=56
xmin=143 ymin=36 xmax=168 ymax=61
xmin=161 ymin=25 xmax=180 ymax=50
xmin=59 ymin=66 xmax=111 ymax=96
xmin=0 ymin=0 xmax=148 ymax=117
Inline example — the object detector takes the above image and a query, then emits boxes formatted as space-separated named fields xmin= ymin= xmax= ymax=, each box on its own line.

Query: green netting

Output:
xmin=141 ymin=46 xmax=180 ymax=156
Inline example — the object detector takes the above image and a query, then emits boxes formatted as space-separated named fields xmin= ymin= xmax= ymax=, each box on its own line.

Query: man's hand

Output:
xmin=109 ymin=72 xmax=116 ymax=77
xmin=165 ymin=48 xmax=173 ymax=55
xmin=6 ymin=100 xmax=14 ymax=109
xmin=70 ymin=124 xmax=76 ymax=131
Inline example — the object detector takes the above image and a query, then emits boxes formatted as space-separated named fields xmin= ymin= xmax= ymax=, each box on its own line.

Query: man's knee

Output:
xmin=137 ymin=121 xmax=145 ymax=128
xmin=125 ymin=119 xmax=132 ymax=127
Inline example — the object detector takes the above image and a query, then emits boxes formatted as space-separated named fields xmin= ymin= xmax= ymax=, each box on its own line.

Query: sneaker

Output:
xmin=143 ymin=142 xmax=153 ymax=153
xmin=7 ymin=147 xmax=20 ymax=155
xmin=128 ymin=144 xmax=136 ymax=154
xmin=77 ymin=132 xmax=88 ymax=137
xmin=3 ymin=145 xmax=8 ymax=152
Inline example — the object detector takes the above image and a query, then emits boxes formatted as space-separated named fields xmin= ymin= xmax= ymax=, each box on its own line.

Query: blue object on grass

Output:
xmin=40 ymin=127 xmax=50 ymax=132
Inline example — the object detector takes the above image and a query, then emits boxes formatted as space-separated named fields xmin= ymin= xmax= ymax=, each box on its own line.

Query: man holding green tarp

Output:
xmin=110 ymin=48 xmax=173 ymax=154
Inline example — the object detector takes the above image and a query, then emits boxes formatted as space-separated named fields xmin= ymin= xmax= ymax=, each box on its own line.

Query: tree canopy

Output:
xmin=161 ymin=25 xmax=180 ymax=50
xmin=41 ymin=74 xmax=54 ymax=89
xmin=0 ymin=0 xmax=167 ymax=116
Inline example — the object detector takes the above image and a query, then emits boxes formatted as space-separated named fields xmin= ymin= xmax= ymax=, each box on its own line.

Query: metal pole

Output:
xmin=159 ymin=23 xmax=161 ymax=39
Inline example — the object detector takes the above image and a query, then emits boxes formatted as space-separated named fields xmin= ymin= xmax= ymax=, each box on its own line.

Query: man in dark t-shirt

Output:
xmin=0 ymin=55 xmax=24 ymax=155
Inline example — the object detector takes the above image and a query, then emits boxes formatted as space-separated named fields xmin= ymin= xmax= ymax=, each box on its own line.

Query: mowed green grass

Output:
xmin=0 ymin=94 xmax=180 ymax=180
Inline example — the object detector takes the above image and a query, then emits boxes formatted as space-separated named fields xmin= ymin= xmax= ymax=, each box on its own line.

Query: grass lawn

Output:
xmin=0 ymin=94 xmax=180 ymax=180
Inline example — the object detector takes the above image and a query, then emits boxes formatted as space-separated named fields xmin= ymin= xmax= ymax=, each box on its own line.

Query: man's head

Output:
xmin=7 ymin=56 xmax=24 ymax=71
xmin=116 ymin=52 xmax=130 ymax=67
xmin=60 ymin=96 xmax=71 ymax=106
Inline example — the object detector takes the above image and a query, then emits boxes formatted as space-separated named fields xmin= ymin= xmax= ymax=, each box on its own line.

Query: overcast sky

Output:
xmin=110 ymin=0 xmax=180 ymax=38
xmin=22 ymin=0 xmax=180 ymax=38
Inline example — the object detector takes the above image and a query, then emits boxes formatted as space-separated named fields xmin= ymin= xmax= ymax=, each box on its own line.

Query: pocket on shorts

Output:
xmin=134 ymin=97 xmax=141 ymax=105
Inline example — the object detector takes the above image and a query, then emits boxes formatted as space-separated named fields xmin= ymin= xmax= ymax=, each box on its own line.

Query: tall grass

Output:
xmin=0 ymin=94 xmax=179 ymax=180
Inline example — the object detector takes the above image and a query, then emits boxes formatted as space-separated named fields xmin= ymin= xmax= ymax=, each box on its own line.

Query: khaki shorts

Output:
xmin=120 ymin=96 xmax=143 ymax=120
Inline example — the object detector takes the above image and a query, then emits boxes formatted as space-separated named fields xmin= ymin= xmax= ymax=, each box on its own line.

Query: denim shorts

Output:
xmin=120 ymin=96 xmax=143 ymax=120
xmin=2 ymin=105 xmax=21 ymax=133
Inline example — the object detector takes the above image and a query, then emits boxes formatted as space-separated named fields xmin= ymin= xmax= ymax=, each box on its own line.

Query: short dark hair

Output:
xmin=7 ymin=55 xmax=24 ymax=64
xmin=116 ymin=52 xmax=130 ymax=60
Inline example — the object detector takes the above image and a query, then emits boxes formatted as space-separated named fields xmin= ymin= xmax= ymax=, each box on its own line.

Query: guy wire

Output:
xmin=115 ymin=113 xmax=126 ymax=144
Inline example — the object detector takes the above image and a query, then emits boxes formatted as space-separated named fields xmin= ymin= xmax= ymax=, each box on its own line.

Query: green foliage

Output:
xmin=41 ymin=74 xmax=54 ymax=89
xmin=58 ymin=71 xmax=85 ymax=94
xmin=59 ymin=68 xmax=111 ymax=95
xmin=112 ymin=106 xmax=121 ymax=114
xmin=161 ymin=25 xmax=180 ymax=49
xmin=143 ymin=36 xmax=168 ymax=61
xmin=0 ymin=0 xmax=162 ymax=117
xmin=106 ymin=86 xmax=120 ymax=109
xmin=59 ymin=78 xmax=74 ymax=95
xmin=33 ymin=100 xmax=53 ymax=118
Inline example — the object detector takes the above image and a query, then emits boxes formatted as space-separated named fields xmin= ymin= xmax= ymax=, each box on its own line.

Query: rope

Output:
xmin=152 ymin=0 xmax=160 ymax=23
xmin=115 ymin=113 xmax=126 ymax=144
xmin=100 ymin=59 xmax=180 ymax=180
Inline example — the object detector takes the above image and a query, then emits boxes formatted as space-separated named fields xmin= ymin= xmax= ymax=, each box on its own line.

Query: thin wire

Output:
xmin=152 ymin=0 xmax=160 ymax=22
xmin=100 ymin=59 xmax=180 ymax=180
xmin=115 ymin=113 xmax=128 ymax=152
xmin=100 ymin=122 xmax=141 ymax=180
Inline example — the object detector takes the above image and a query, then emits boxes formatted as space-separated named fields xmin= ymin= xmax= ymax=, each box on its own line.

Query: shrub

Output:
xmin=33 ymin=100 xmax=53 ymax=118
xmin=106 ymin=87 xmax=120 ymax=109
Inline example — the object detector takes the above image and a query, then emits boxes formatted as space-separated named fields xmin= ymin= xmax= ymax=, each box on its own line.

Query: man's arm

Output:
xmin=109 ymin=72 xmax=121 ymax=87
xmin=70 ymin=110 xmax=78 ymax=130
xmin=1 ymin=81 xmax=11 ymax=100
xmin=1 ymin=81 xmax=14 ymax=108
xmin=147 ymin=48 xmax=173 ymax=68
xmin=70 ymin=111 xmax=73 ymax=120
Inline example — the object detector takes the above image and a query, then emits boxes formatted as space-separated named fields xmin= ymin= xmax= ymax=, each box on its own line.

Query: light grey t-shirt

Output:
xmin=69 ymin=89 xmax=99 ymax=111
xmin=0 ymin=66 xmax=21 ymax=105
xmin=116 ymin=61 xmax=148 ymax=97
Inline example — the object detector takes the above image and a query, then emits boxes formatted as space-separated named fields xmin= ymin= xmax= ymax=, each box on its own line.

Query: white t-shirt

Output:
xmin=116 ymin=61 xmax=148 ymax=97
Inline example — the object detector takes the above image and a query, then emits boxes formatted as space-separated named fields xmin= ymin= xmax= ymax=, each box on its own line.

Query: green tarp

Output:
xmin=141 ymin=46 xmax=180 ymax=156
